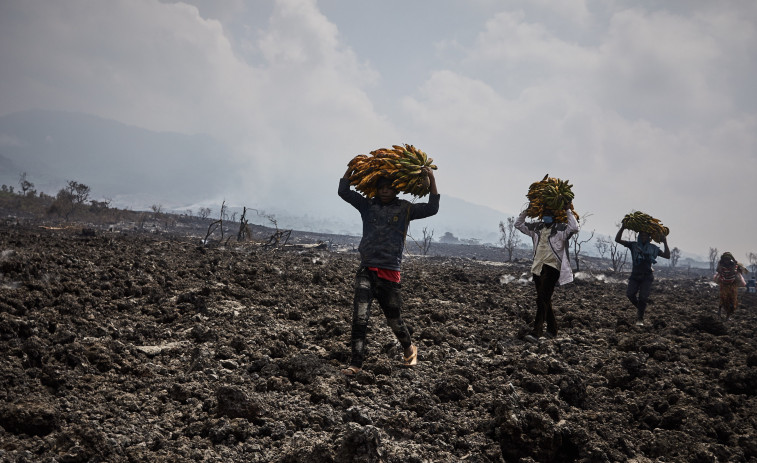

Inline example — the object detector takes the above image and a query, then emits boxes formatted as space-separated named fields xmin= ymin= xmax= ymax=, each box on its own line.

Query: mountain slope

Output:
xmin=0 ymin=110 xmax=517 ymax=243
xmin=0 ymin=109 xmax=242 ymax=204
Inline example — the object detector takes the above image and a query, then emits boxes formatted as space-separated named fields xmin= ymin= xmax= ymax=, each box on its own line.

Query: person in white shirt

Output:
xmin=515 ymin=207 xmax=579 ymax=342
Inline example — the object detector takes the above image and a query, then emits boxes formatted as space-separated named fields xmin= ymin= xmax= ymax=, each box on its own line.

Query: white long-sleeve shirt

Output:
xmin=515 ymin=209 xmax=579 ymax=286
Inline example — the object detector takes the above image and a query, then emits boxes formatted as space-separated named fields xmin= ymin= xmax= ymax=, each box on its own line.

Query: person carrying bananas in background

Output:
xmin=515 ymin=206 xmax=579 ymax=343
xmin=614 ymin=225 xmax=670 ymax=326
xmin=713 ymin=252 xmax=748 ymax=320
xmin=337 ymin=166 xmax=439 ymax=376
xmin=747 ymin=276 xmax=757 ymax=294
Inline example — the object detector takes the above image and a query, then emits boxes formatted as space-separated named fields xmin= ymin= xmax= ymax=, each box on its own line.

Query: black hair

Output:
xmin=376 ymin=177 xmax=394 ymax=189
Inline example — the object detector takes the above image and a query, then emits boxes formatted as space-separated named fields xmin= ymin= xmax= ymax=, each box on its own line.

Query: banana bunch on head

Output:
xmin=347 ymin=144 xmax=437 ymax=198
xmin=621 ymin=211 xmax=669 ymax=242
xmin=525 ymin=174 xmax=579 ymax=223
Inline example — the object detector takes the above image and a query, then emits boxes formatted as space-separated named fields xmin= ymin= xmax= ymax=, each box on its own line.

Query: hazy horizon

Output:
xmin=1 ymin=0 xmax=755 ymax=262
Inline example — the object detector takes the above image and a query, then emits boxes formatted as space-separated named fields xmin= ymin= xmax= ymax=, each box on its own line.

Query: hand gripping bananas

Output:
xmin=621 ymin=211 xmax=669 ymax=242
xmin=524 ymin=174 xmax=579 ymax=223
xmin=346 ymin=144 xmax=438 ymax=198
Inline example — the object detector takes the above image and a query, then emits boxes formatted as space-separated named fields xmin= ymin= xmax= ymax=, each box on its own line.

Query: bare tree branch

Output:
xmin=670 ymin=247 xmax=681 ymax=268
xmin=570 ymin=212 xmax=594 ymax=272
xmin=408 ymin=227 xmax=434 ymax=255
xmin=595 ymin=236 xmax=610 ymax=260
xmin=237 ymin=207 xmax=252 ymax=242
xmin=499 ymin=217 xmax=522 ymax=262
xmin=709 ymin=247 xmax=719 ymax=272
xmin=608 ymin=224 xmax=629 ymax=273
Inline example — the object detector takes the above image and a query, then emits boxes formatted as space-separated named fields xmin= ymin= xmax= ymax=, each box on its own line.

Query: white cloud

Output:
xmin=529 ymin=0 xmax=592 ymax=26
xmin=462 ymin=10 xmax=597 ymax=94
xmin=0 ymin=134 xmax=24 ymax=147
xmin=238 ymin=0 xmax=396 ymax=204
xmin=596 ymin=9 xmax=724 ymax=126
xmin=0 ymin=0 xmax=398 ymax=208
xmin=398 ymin=2 xmax=757 ymax=257
xmin=0 ymin=0 xmax=256 ymax=137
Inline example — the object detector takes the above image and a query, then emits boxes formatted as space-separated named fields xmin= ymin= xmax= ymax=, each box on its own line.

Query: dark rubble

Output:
xmin=1 ymin=223 xmax=756 ymax=462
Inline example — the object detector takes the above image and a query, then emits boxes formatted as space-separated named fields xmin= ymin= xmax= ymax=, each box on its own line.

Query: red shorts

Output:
xmin=367 ymin=267 xmax=401 ymax=283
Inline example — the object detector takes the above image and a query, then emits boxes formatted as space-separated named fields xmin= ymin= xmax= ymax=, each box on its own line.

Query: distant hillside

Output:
xmin=0 ymin=109 xmax=711 ymax=265
xmin=250 ymin=195 xmax=514 ymax=245
xmin=0 ymin=109 xmax=241 ymax=205
xmin=0 ymin=109 xmax=521 ymax=246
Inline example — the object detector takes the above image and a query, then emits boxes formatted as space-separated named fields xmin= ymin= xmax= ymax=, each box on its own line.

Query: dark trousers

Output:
xmin=349 ymin=268 xmax=412 ymax=368
xmin=627 ymin=272 xmax=654 ymax=320
xmin=532 ymin=265 xmax=560 ymax=337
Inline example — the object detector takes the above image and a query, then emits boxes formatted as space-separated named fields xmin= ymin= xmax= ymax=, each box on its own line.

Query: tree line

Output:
xmin=2 ymin=173 xmax=99 ymax=220
xmin=4 ymin=172 xmax=755 ymax=274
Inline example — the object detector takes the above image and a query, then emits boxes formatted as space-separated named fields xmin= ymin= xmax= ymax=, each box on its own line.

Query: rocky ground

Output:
xmin=1 ymin=221 xmax=756 ymax=462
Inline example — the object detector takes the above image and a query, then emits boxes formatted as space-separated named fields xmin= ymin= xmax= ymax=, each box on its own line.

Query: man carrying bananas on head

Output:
xmin=516 ymin=205 xmax=579 ymax=343
xmin=615 ymin=225 xmax=670 ymax=326
xmin=337 ymin=165 xmax=439 ymax=376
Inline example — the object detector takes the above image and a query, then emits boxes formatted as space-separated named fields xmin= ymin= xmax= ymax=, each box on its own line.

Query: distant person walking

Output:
xmin=337 ymin=166 xmax=439 ymax=376
xmin=515 ymin=206 xmax=579 ymax=342
xmin=615 ymin=225 xmax=670 ymax=326
xmin=714 ymin=252 xmax=747 ymax=320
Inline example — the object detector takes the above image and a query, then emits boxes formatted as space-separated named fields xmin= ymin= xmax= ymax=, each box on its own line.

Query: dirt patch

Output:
xmin=0 ymin=223 xmax=755 ymax=462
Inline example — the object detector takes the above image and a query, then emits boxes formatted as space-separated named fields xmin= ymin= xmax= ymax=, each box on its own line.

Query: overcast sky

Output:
xmin=1 ymin=0 xmax=755 ymax=261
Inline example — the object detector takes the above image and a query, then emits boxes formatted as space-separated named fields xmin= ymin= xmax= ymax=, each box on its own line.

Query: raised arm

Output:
xmin=615 ymin=224 xmax=626 ymax=244
xmin=423 ymin=167 xmax=438 ymax=196
xmin=514 ymin=209 xmax=530 ymax=235
xmin=408 ymin=167 xmax=440 ymax=220
xmin=658 ymin=235 xmax=671 ymax=259
xmin=339 ymin=166 xmax=367 ymax=210
xmin=565 ymin=207 xmax=579 ymax=234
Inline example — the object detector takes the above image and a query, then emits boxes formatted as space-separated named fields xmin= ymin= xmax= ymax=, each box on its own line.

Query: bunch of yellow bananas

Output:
xmin=622 ymin=211 xmax=669 ymax=242
xmin=347 ymin=144 xmax=437 ymax=198
xmin=525 ymin=174 xmax=579 ymax=223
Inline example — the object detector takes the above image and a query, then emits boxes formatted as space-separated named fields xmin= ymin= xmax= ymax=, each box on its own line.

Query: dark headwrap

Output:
xmin=719 ymin=252 xmax=737 ymax=268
